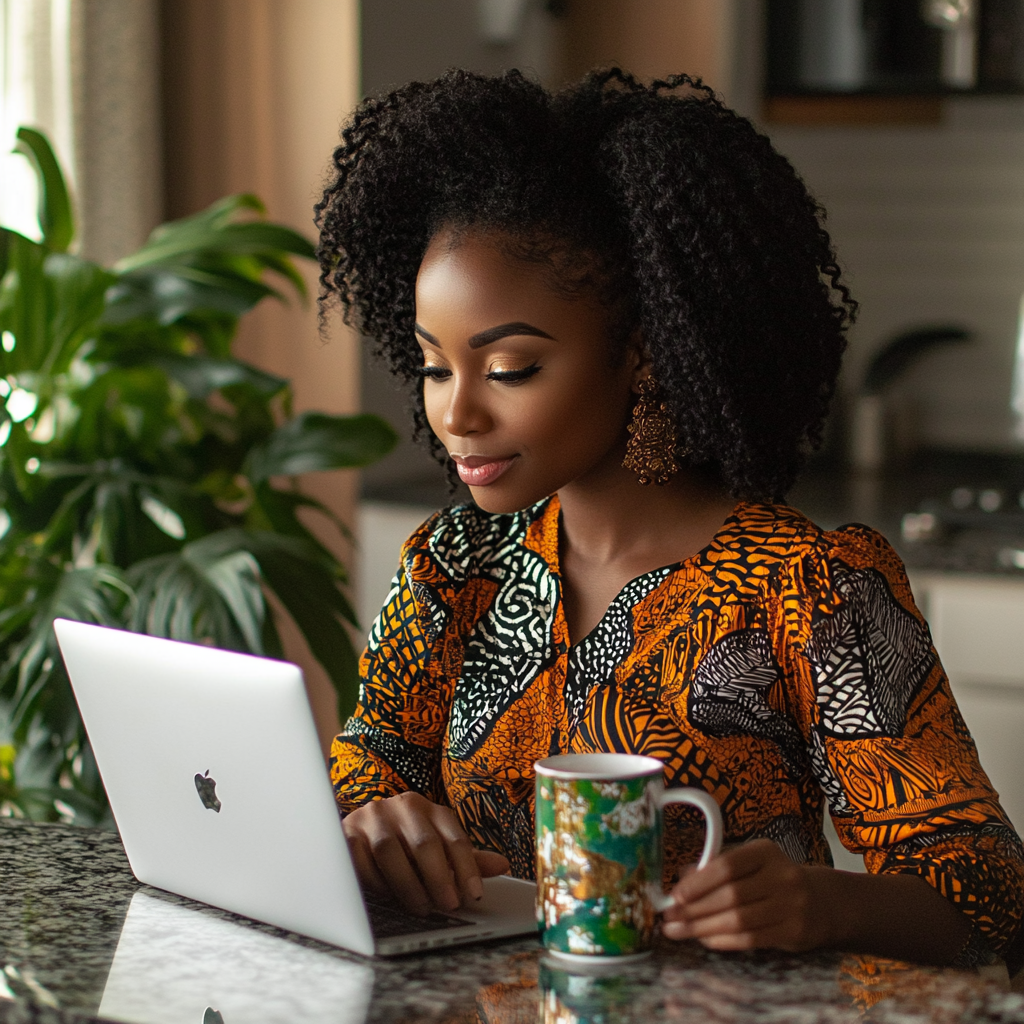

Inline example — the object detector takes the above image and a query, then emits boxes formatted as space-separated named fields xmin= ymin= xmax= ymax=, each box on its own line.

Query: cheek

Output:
xmin=548 ymin=366 xmax=632 ymax=439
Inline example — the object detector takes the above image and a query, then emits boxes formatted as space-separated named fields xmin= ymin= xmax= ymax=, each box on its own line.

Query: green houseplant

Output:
xmin=0 ymin=128 xmax=396 ymax=824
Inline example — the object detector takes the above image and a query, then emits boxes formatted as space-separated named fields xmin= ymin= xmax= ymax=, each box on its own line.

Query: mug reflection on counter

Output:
xmin=539 ymin=961 xmax=633 ymax=1024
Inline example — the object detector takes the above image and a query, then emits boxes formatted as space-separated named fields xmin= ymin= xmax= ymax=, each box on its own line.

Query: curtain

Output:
xmin=0 ymin=0 xmax=162 ymax=263
xmin=0 ymin=0 xmax=74 ymax=240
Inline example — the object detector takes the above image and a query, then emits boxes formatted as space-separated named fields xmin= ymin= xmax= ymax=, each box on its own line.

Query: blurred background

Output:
xmin=7 ymin=2 xmax=1024 ymax=842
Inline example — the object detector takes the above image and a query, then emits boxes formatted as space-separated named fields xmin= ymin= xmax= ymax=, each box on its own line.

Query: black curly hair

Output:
xmin=314 ymin=68 xmax=855 ymax=502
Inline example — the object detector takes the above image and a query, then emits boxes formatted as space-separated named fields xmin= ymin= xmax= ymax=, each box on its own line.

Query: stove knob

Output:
xmin=979 ymin=489 xmax=1003 ymax=512
xmin=951 ymin=487 xmax=974 ymax=510
xmin=902 ymin=512 xmax=938 ymax=542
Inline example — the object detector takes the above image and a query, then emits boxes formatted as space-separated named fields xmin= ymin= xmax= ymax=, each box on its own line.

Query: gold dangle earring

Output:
xmin=622 ymin=376 xmax=686 ymax=486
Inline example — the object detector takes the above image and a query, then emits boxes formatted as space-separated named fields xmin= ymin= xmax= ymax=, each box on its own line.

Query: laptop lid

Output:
xmin=54 ymin=619 xmax=375 ymax=955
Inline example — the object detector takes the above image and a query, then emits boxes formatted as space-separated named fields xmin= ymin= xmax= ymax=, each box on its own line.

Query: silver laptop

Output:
xmin=54 ymin=618 xmax=537 ymax=957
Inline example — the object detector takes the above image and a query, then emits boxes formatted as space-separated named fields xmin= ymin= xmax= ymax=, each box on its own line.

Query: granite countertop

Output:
xmin=2 ymin=820 xmax=1024 ymax=1024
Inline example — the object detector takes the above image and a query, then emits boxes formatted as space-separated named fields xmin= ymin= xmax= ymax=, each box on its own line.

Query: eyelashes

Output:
xmin=488 ymin=364 xmax=540 ymax=384
xmin=415 ymin=364 xmax=541 ymax=385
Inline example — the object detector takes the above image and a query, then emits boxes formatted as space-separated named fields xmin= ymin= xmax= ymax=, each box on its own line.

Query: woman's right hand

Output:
xmin=342 ymin=792 xmax=510 ymax=916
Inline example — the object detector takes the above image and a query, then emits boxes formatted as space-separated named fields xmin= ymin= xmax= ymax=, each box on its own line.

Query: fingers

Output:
xmin=343 ymin=793 xmax=495 ymax=916
xmin=389 ymin=796 xmax=460 ymax=911
xmin=371 ymin=826 xmax=438 ymax=916
xmin=668 ymin=839 xmax=777 ymax=907
xmin=660 ymin=840 xmax=816 ymax=953
xmin=663 ymin=896 xmax=777 ymax=940
xmin=342 ymin=825 xmax=389 ymax=895
xmin=475 ymin=850 xmax=511 ymax=877
xmin=421 ymin=802 xmax=484 ymax=904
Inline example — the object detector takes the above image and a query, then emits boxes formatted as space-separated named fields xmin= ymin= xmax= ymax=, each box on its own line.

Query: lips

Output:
xmin=452 ymin=454 xmax=517 ymax=487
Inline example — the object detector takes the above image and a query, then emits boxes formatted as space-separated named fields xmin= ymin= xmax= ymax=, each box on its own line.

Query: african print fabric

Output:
xmin=331 ymin=498 xmax=1024 ymax=960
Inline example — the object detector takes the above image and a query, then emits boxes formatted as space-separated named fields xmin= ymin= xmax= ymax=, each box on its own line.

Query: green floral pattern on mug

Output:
xmin=536 ymin=776 xmax=660 ymax=956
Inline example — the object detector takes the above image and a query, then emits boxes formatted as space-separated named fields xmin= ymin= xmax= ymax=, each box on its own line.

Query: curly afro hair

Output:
xmin=315 ymin=68 xmax=855 ymax=502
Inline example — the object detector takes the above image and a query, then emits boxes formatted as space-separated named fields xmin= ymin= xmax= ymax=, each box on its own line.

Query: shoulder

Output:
xmin=702 ymin=504 xmax=913 ymax=608
xmin=700 ymin=503 xmax=828 ymax=596
xmin=822 ymin=520 xmax=911 ymax=586
xmin=400 ymin=496 xmax=555 ymax=585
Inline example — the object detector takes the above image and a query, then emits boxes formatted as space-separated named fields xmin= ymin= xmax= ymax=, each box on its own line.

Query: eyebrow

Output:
xmin=414 ymin=321 xmax=555 ymax=350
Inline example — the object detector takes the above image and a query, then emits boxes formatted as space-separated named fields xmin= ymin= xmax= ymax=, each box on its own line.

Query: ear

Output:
xmin=625 ymin=328 xmax=653 ymax=392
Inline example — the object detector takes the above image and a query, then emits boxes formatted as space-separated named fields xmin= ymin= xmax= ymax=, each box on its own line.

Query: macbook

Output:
xmin=54 ymin=619 xmax=537 ymax=957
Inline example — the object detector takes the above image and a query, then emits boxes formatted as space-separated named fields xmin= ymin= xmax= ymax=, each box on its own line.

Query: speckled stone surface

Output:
xmin=2 ymin=819 xmax=1024 ymax=1024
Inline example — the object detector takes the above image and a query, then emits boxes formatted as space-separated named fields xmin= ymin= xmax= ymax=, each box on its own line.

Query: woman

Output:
xmin=315 ymin=69 xmax=1024 ymax=969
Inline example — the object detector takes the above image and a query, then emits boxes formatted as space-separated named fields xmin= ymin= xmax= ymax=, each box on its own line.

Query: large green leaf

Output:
xmin=115 ymin=220 xmax=316 ymax=275
xmin=239 ymin=530 xmax=361 ymax=718
xmin=1 ymin=564 xmax=132 ymax=740
xmin=127 ymin=530 xmax=265 ymax=653
xmin=247 ymin=412 xmax=398 ymax=484
xmin=154 ymin=356 xmax=287 ymax=400
xmin=0 ymin=228 xmax=48 ymax=373
xmin=0 ymin=232 xmax=110 ymax=378
xmin=103 ymin=266 xmax=277 ymax=326
xmin=14 ymin=127 xmax=74 ymax=253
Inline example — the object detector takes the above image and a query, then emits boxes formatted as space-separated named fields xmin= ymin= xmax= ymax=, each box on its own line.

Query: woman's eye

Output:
xmin=486 ymin=364 xmax=541 ymax=385
xmin=416 ymin=366 xmax=452 ymax=381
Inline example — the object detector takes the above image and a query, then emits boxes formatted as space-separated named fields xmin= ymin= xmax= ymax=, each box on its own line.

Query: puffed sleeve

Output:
xmin=330 ymin=514 xmax=451 ymax=811
xmin=789 ymin=524 xmax=1024 ymax=967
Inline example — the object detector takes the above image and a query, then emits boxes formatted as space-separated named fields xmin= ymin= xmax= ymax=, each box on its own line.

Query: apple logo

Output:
xmin=194 ymin=770 xmax=221 ymax=813
xmin=204 ymin=1008 xmax=224 ymax=1024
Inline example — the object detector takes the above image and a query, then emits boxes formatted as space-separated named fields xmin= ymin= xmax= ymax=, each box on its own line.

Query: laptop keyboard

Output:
xmin=363 ymin=894 xmax=474 ymax=938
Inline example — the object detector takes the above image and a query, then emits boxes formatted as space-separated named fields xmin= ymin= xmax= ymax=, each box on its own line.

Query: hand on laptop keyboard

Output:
xmin=343 ymin=792 xmax=510 ymax=917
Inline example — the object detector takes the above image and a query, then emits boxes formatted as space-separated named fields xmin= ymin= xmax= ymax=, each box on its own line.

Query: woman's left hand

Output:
xmin=661 ymin=839 xmax=832 ymax=952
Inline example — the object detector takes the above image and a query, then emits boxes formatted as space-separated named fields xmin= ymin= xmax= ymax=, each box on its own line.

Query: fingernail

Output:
xmin=469 ymin=876 xmax=484 ymax=901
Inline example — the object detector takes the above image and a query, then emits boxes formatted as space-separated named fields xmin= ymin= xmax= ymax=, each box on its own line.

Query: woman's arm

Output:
xmin=663 ymin=524 xmax=1023 ymax=965
xmin=661 ymin=838 xmax=971 ymax=964
xmin=334 ymin=514 xmax=511 ymax=914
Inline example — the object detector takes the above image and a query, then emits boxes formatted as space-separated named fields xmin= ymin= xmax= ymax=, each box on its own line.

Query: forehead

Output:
xmin=415 ymin=228 xmax=603 ymax=322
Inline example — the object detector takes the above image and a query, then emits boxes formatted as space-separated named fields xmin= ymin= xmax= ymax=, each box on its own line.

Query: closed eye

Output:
xmin=415 ymin=366 xmax=452 ymax=381
xmin=486 ymin=364 xmax=540 ymax=384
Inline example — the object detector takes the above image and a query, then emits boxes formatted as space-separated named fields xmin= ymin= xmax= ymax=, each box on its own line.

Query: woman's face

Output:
xmin=414 ymin=229 xmax=640 ymax=514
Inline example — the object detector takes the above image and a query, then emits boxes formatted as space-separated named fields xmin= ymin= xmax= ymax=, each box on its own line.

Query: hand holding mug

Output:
xmin=662 ymin=838 xmax=829 ymax=952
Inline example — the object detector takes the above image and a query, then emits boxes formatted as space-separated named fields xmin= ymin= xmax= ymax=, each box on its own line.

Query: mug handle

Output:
xmin=648 ymin=787 xmax=724 ymax=913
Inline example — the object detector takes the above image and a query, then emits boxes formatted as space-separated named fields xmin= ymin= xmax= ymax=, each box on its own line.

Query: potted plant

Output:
xmin=0 ymin=128 xmax=396 ymax=824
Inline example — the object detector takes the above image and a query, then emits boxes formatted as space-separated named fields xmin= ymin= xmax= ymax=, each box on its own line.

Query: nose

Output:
xmin=442 ymin=376 xmax=492 ymax=438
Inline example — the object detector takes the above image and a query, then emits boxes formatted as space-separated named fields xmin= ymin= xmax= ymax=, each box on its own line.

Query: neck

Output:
xmin=556 ymin=449 xmax=737 ymax=568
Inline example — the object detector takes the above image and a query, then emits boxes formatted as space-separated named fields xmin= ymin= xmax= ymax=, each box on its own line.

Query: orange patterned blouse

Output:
xmin=331 ymin=498 xmax=1024 ymax=965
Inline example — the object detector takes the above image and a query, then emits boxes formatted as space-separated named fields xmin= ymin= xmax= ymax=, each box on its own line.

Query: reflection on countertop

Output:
xmin=1 ymin=819 xmax=1022 ymax=1024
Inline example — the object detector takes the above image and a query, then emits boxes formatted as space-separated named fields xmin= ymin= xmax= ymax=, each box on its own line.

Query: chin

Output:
xmin=468 ymin=484 xmax=551 ymax=516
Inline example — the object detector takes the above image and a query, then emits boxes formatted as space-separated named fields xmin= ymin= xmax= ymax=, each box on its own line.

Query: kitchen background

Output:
xmin=3 ymin=0 xmax=1022 ymax=860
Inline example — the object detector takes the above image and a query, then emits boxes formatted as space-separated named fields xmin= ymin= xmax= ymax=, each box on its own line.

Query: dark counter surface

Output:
xmin=2 ymin=819 xmax=1023 ymax=1024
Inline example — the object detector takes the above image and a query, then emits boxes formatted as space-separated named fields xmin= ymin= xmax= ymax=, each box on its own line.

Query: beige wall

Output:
xmin=161 ymin=0 xmax=361 ymax=752
xmin=560 ymin=0 xmax=736 ymax=92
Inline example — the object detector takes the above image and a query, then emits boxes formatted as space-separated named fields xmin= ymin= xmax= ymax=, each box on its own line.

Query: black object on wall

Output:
xmin=767 ymin=0 xmax=1024 ymax=96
